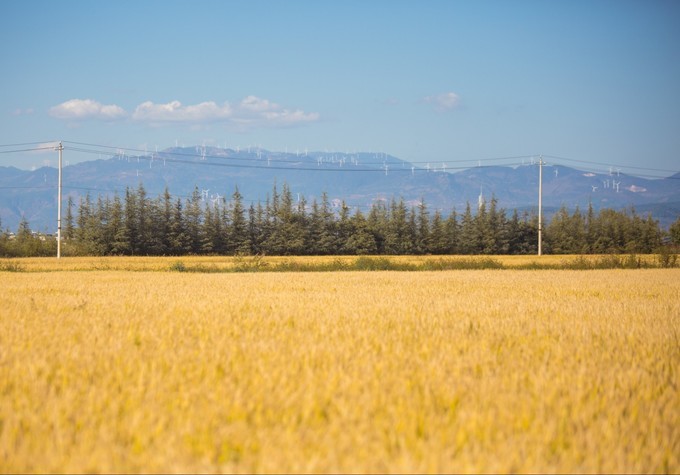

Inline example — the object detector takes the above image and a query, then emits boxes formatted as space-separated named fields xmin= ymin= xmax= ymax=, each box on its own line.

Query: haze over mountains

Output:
xmin=1 ymin=146 xmax=678 ymax=233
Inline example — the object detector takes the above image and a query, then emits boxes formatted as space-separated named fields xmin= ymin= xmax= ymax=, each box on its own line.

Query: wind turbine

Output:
xmin=591 ymin=185 xmax=598 ymax=192
xmin=210 ymin=192 xmax=222 ymax=208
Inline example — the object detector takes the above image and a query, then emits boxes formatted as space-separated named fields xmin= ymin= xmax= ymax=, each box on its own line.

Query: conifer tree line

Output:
xmin=2 ymin=182 xmax=678 ymax=257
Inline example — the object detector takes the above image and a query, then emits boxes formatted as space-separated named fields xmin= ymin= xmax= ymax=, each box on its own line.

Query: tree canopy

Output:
xmin=0 ymin=183 xmax=670 ymax=257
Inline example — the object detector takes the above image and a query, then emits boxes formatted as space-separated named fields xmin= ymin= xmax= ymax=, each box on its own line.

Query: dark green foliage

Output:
xmin=655 ymin=246 xmax=678 ymax=268
xmin=668 ymin=216 xmax=680 ymax=246
xmin=1 ymin=181 xmax=671 ymax=258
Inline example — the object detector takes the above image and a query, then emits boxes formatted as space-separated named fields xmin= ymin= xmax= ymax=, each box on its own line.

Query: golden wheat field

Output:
xmin=0 ymin=257 xmax=678 ymax=474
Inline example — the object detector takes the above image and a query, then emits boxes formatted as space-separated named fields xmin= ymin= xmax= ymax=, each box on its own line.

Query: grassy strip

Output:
xmin=167 ymin=254 xmax=677 ymax=273
xmin=2 ymin=252 xmax=676 ymax=273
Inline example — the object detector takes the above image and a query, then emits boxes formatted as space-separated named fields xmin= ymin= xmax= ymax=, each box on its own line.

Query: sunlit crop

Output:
xmin=1 ymin=261 xmax=678 ymax=473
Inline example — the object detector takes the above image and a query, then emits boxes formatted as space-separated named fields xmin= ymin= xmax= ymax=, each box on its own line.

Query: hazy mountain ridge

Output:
xmin=1 ymin=146 xmax=678 ymax=232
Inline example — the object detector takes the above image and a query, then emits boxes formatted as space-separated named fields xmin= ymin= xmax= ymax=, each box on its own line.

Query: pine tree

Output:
xmin=428 ymin=210 xmax=448 ymax=254
xmin=344 ymin=210 xmax=377 ymax=255
xmin=201 ymin=205 xmax=217 ymax=254
xmin=169 ymin=198 xmax=191 ymax=255
xmin=123 ymin=187 xmax=139 ymax=255
xmin=336 ymin=201 xmax=354 ymax=254
xmin=367 ymin=201 xmax=388 ymax=254
xmin=459 ymin=202 xmax=477 ymax=254
xmin=76 ymin=193 xmax=92 ymax=243
xmin=65 ymin=195 xmax=75 ymax=240
xmin=157 ymin=188 xmax=174 ymax=255
xmin=384 ymin=198 xmax=411 ymax=254
xmin=415 ymin=199 xmax=430 ymax=254
xmin=134 ymin=183 xmax=151 ymax=255
xmin=267 ymin=183 xmax=305 ymax=255
xmin=547 ymin=205 xmax=586 ymax=254
xmin=444 ymin=209 xmax=459 ymax=254
xmin=229 ymin=186 xmax=250 ymax=254
xmin=185 ymin=187 xmax=204 ymax=254
xmin=109 ymin=194 xmax=130 ymax=255
xmin=670 ymin=216 xmax=680 ymax=246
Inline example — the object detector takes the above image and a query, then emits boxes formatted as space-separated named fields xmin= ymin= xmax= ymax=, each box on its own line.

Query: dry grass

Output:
xmin=0 ymin=253 xmax=664 ymax=272
xmin=1 ymin=265 xmax=678 ymax=473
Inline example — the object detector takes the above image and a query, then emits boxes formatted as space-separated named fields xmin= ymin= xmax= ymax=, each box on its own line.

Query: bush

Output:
xmin=656 ymin=247 xmax=678 ymax=268
xmin=169 ymin=260 xmax=187 ymax=272
xmin=0 ymin=260 xmax=26 ymax=272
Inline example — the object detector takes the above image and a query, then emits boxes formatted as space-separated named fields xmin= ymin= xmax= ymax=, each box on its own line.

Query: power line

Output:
xmin=1 ymin=140 xmax=678 ymax=178
xmin=63 ymin=145 xmax=431 ymax=173
xmin=0 ymin=146 xmax=56 ymax=154
xmin=0 ymin=141 xmax=56 ymax=147
xmin=63 ymin=140 xmax=538 ymax=167
xmin=543 ymin=154 xmax=678 ymax=175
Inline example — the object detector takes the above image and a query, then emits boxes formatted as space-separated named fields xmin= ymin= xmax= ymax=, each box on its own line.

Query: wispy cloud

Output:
xmin=235 ymin=96 xmax=320 ymax=128
xmin=49 ymin=99 xmax=127 ymax=120
xmin=12 ymin=107 xmax=34 ymax=116
xmin=424 ymin=92 xmax=461 ymax=111
xmin=49 ymin=96 xmax=320 ymax=129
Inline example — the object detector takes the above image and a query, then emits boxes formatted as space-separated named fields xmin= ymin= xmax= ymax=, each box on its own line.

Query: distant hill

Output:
xmin=1 ymin=146 xmax=678 ymax=232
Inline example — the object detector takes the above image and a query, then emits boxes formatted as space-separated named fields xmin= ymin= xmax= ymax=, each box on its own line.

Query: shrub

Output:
xmin=169 ymin=260 xmax=187 ymax=272
xmin=0 ymin=260 xmax=26 ymax=272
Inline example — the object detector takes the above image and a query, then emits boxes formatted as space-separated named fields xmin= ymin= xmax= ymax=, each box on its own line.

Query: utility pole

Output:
xmin=538 ymin=155 xmax=543 ymax=257
xmin=57 ymin=141 xmax=63 ymax=259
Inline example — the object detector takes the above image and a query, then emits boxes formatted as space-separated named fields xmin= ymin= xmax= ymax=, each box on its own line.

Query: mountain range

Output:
xmin=1 ymin=146 xmax=679 ymax=233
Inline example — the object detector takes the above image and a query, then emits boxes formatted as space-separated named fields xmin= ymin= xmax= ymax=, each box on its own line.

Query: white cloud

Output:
xmin=132 ymin=96 xmax=319 ymax=128
xmin=239 ymin=95 xmax=274 ymax=112
xmin=132 ymin=100 xmax=233 ymax=123
xmin=49 ymin=99 xmax=126 ymax=120
xmin=424 ymin=92 xmax=461 ymax=111
xmin=235 ymin=96 xmax=319 ymax=126
xmin=262 ymin=108 xmax=320 ymax=126
xmin=50 ymin=96 xmax=319 ymax=128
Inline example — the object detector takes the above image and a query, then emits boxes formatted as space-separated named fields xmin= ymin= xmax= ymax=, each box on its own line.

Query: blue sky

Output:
xmin=1 ymin=0 xmax=679 ymax=175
